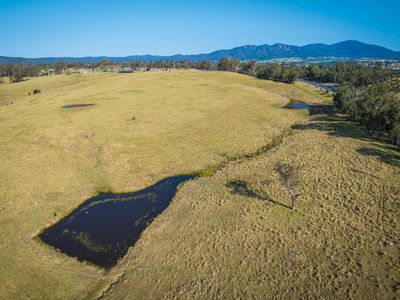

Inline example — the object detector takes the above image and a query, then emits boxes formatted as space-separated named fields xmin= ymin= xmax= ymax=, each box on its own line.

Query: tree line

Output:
xmin=303 ymin=63 xmax=396 ymax=86
xmin=334 ymin=80 xmax=400 ymax=147
xmin=0 ymin=64 xmax=42 ymax=83
xmin=1 ymin=58 xmax=397 ymax=86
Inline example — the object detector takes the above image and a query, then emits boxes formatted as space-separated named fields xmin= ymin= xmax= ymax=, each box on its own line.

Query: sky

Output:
xmin=0 ymin=0 xmax=399 ymax=57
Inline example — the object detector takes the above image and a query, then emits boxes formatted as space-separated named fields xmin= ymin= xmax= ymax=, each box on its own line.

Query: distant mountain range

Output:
xmin=1 ymin=40 xmax=399 ymax=64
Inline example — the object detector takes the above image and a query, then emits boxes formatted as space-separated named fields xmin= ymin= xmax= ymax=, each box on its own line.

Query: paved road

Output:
xmin=299 ymin=79 xmax=339 ymax=92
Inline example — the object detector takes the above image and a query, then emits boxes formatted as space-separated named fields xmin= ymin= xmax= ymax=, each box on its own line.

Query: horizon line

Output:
xmin=1 ymin=40 xmax=399 ymax=59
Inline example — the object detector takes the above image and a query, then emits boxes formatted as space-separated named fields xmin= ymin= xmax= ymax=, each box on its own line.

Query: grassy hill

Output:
xmin=0 ymin=71 xmax=398 ymax=299
xmin=104 ymin=106 xmax=400 ymax=299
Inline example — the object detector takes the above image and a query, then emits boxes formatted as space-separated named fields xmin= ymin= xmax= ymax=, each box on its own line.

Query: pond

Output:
xmin=284 ymin=101 xmax=311 ymax=110
xmin=63 ymin=103 xmax=95 ymax=108
xmin=39 ymin=175 xmax=195 ymax=269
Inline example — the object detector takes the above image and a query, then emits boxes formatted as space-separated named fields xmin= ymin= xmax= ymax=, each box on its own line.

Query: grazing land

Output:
xmin=0 ymin=70 xmax=320 ymax=299
xmin=0 ymin=70 xmax=398 ymax=299
xmin=105 ymin=106 xmax=400 ymax=299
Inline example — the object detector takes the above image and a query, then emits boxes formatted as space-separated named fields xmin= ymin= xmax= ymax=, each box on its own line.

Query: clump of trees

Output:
xmin=217 ymin=58 xmax=240 ymax=72
xmin=0 ymin=64 xmax=42 ymax=82
xmin=239 ymin=60 xmax=257 ymax=76
xmin=253 ymin=62 xmax=398 ymax=85
xmin=303 ymin=63 xmax=395 ymax=86
xmin=334 ymin=80 xmax=400 ymax=147
xmin=54 ymin=61 xmax=66 ymax=74
xmin=127 ymin=59 xmax=217 ymax=71
xmin=255 ymin=64 xmax=303 ymax=83
xmin=196 ymin=60 xmax=214 ymax=71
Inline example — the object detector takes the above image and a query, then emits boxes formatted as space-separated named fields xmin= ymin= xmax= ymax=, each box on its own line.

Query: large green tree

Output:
xmin=217 ymin=58 xmax=240 ymax=72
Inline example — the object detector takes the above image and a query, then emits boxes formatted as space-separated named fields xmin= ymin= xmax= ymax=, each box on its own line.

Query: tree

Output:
xmin=391 ymin=122 xmax=400 ymax=147
xmin=153 ymin=60 xmax=163 ymax=69
xmin=11 ymin=64 xmax=25 ymax=82
xmin=256 ymin=64 xmax=283 ymax=81
xmin=217 ymin=58 xmax=240 ymax=72
xmin=239 ymin=60 xmax=257 ymax=76
xmin=358 ymin=82 xmax=400 ymax=136
xmin=98 ymin=59 xmax=111 ymax=67
xmin=275 ymin=162 xmax=300 ymax=209
xmin=130 ymin=61 xmax=142 ymax=70
xmin=334 ymin=85 xmax=364 ymax=120
xmin=334 ymin=80 xmax=400 ymax=146
xmin=180 ymin=59 xmax=191 ymax=69
xmin=286 ymin=66 xmax=300 ymax=83
xmin=196 ymin=60 xmax=214 ymax=71
xmin=55 ymin=61 xmax=66 ymax=74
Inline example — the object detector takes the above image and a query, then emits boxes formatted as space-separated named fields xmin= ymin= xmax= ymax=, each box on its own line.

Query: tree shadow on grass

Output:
xmin=293 ymin=104 xmax=400 ymax=167
xmin=225 ymin=179 xmax=291 ymax=209
xmin=293 ymin=104 xmax=376 ymax=142
xmin=356 ymin=147 xmax=400 ymax=167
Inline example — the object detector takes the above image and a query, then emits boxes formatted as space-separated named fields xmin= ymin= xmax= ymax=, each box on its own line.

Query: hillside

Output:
xmin=0 ymin=71 xmax=398 ymax=299
xmin=0 ymin=70 xmax=322 ymax=299
xmin=104 ymin=105 xmax=400 ymax=300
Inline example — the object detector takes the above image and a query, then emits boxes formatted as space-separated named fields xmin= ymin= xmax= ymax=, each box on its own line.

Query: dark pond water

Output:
xmin=39 ymin=175 xmax=195 ymax=269
xmin=284 ymin=101 xmax=311 ymax=110
xmin=63 ymin=103 xmax=95 ymax=108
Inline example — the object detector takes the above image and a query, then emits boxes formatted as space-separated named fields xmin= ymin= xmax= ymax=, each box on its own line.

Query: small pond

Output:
xmin=63 ymin=103 xmax=95 ymax=108
xmin=39 ymin=175 xmax=195 ymax=269
xmin=284 ymin=101 xmax=311 ymax=110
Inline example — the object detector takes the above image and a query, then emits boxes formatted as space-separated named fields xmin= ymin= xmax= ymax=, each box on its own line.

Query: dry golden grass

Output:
xmin=0 ymin=70 xmax=325 ymax=299
xmin=104 ymin=107 xmax=400 ymax=299
xmin=2 ymin=70 xmax=398 ymax=299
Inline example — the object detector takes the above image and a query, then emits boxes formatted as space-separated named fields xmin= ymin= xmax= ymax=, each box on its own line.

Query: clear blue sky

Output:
xmin=0 ymin=0 xmax=399 ymax=57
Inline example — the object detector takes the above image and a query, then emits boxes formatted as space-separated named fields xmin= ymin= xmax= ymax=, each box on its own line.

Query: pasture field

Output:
xmin=0 ymin=70 xmax=322 ymax=299
xmin=0 ymin=70 xmax=398 ymax=299
xmin=105 ymin=106 xmax=400 ymax=299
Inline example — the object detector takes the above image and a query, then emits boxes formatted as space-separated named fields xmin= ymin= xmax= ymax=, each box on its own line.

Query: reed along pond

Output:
xmin=39 ymin=175 xmax=195 ymax=269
